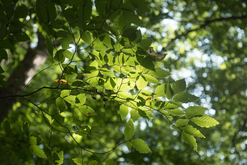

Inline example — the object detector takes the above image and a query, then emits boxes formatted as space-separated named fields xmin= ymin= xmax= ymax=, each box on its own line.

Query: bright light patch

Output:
xmin=140 ymin=121 xmax=147 ymax=130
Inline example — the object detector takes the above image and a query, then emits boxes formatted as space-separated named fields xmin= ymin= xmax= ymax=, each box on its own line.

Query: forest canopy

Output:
xmin=0 ymin=0 xmax=246 ymax=164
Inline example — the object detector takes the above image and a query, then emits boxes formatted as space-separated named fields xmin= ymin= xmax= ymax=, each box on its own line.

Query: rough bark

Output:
xmin=0 ymin=32 xmax=48 ymax=123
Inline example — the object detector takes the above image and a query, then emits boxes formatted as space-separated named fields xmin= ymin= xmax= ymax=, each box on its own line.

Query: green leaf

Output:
xmin=176 ymin=119 xmax=189 ymax=127
xmin=131 ymin=138 xmax=151 ymax=153
xmin=172 ymin=79 xmax=186 ymax=94
xmin=101 ymin=34 xmax=113 ymax=49
xmin=148 ymin=68 xmax=170 ymax=78
xmin=119 ymin=104 xmax=129 ymax=120
xmin=130 ymin=109 xmax=140 ymax=122
xmin=29 ymin=136 xmax=37 ymax=145
xmin=126 ymin=141 xmax=132 ymax=151
xmin=105 ymin=159 xmax=115 ymax=165
xmin=88 ymin=160 xmax=100 ymax=165
xmin=142 ymin=74 xmax=160 ymax=84
xmin=124 ymin=119 xmax=134 ymax=140
xmin=52 ymin=114 xmax=65 ymax=126
xmin=163 ymin=101 xmax=182 ymax=109
xmin=181 ymin=125 xmax=205 ymax=138
xmin=138 ymin=109 xmax=150 ymax=120
xmin=173 ymin=92 xmax=198 ymax=103
xmin=76 ymin=94 xmax=86 ymax=105
xmin=95 ymin=0 xmax=106 ymax=16
xmin=138 ymin=39 xmax=153 ymax=50
xmin=61 ymin=36 xmax=73 ymax=49
xmin=100 ymin=68 xmax=115 ymax=77
xmin=54 ymin=49 xmax=65 ymax=63
xmin=191 ymin=115 xmax=220 ymax=128
xmin=122 ymin=27 xmax=138 ymax=42
xmin=63 ymin=50 xmax=73 ymax=59
xmin=81 ymin=31 xmax=92 ymax=45
xmin=166 ymin=109 xmax=185 ymax=116
xmin=123 ymin=10 xmax=143 ymax=26
xmin=73 ymin=158 xmax=85 ymax=165
xmin=165 ymin=83 xmax=174 ymax=100
xmin=182 ymin=132 xmax=197 ymax=151
xmin=46 ymin=0 xmax=56 ymax=22
xmin=136 ymin=75 xmax=148 ymax=90
xmin=36 ymin=0 xmax=48 ymax=22
xmin=82 ymin=0 xmax=92 ymax=25
xmin=56 ymin=97 xmax=67 ymax=112
xmin=78 ymin=105 xmax=97 ymax=116
xmin=53 ymin=152 xmax=60 ymax=161
xmin=46 ymin=37 xmax=53 ymax=55
xmin=107 ymin=52 xmax=114 ymax=65
xmin=155 ymin=84 xmax=165 ymax=97
xmin=159 ymin=110 xmax=172 ymax=120
xmin=64 ymin=95 xmax=76 ymax=104
xmin=136 ymin=54 xmax=155 ymax=70
xmin=60 ymin=90 xmax=71 ymax=98
xmin=30 ymin=145 xmax=47 ymax=158
xmin=185 ymin=106 xmax=206 ymax=118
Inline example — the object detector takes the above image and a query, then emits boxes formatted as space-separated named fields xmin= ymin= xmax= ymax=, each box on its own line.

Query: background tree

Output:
xmin=0 ymin=0 xmax=245 ymax=165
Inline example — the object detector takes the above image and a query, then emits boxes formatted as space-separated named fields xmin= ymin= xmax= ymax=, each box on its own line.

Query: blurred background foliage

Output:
xmin=0 ymin=0 xmax=246 ymax=164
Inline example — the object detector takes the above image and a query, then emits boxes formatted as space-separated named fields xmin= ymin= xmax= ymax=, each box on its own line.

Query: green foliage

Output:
xmin=0 ymin=0 xmax=222 ymax=164
xmin=130 ymin=138 xmax=151 ymax=153
xmin=124 ymin=119 xmax=134 ymax=140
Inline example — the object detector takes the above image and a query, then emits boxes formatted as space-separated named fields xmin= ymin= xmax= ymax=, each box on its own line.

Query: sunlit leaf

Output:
xmin=165 ymin=83 xmax=174 ymax=100
xmin=136 ymin=75 xmax=148 ymax=90
xmin=30 ymin=145 xmax=47 ymax=158
xmin=176 ymin=119 xmax=189 ymax=127
xmin=138 ymin=39 xmax=152 ymax=50
xmin=185 ymin=106 xmax=206 ymax=119
xmin=131 ymin=138 xmax=151 ymax=153
xmin=119 ymin=104 xmax=129 ymax=120
xmin=126 ymin=141 xmax=132 ymax=151
xmin=166 ymin=109 xmax=185 ymax=116
xmin=29 ymin=136 xmax=37 ymax=145
xmin=173 ymin=92 xmax=198 ymax=103
xmin=142 ymin=74 xmax=160 ymax=84
xmin=182 ymin=132 xmax=197 ymax=151
xmin=191 ymin=115 xmax=220 ymax=128
xmin=148 ymin=68 xmax=170 ymax=78
xmin=78 ymin=105 xmax=97 ymax=116
xmin=73 ymin=158 xmax=86 ymax=165
xmin=130 ymin=109 xmax=140 ymax=122
xmin=181 ymin=125 xmax=205 ymax=138
xmin=76 ymin=94 xmax=86 ymax=105
xmin=172 ymin=79 xmax=186 ymax=94
xmin=155 ymin=84 xmax=165 ymax=97
xmin=124 ymin=118 xmax=134 ymax=140
xmin=61 ymin=36 xmax=73 ymax=49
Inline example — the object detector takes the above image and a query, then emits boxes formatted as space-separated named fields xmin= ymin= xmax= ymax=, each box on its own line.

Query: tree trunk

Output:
xmin=0 ymin=32 xmax=48 ymax=123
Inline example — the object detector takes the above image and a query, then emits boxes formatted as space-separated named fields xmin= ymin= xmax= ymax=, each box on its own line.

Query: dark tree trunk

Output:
xmin=0 ymin=32 xmax=48 ymax=123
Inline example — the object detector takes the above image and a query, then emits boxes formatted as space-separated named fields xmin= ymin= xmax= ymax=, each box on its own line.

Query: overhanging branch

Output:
xmin=164 ymin=14 xmax=247 ymax=50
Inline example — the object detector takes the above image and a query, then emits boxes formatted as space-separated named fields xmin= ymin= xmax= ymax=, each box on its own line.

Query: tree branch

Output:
xmin=164 ymin=14 xmax=247 ymax=50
